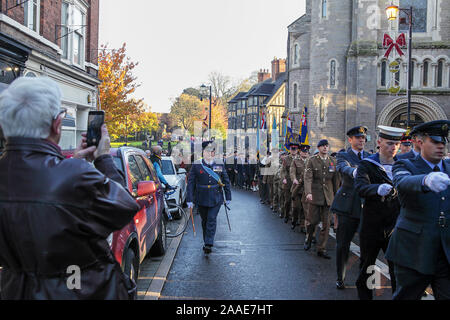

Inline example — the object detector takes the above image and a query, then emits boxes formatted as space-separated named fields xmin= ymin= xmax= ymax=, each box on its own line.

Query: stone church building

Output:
xmin=287 ymin=0 xmax=450 ymax=151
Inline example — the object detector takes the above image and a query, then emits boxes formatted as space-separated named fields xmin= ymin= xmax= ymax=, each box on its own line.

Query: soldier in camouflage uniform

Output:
xmin=290 ymin=144 xmax=311 ymax=232
xmin=304 ymin=139 xmax=340 ymax=259
xmin=272 ymin=159 xmax=281 ymax=213
xmin=280 ymin=143 xmax=298 ymax=223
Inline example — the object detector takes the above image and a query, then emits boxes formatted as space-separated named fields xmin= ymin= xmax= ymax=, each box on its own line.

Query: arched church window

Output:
xmin=437 ymin=59 xmax=444 ymax=87
xmin=381 ymin=60 xmax=387 ymax=87
xmin=293 ymin=84 xmax=298 ymax=109
xmin=399 ymin=0 xmax=427 ymax=33
xmin=330 ymin=60 xmax=336 ymax=88
xmin=319 ymin=97 xmax=325 ymax=123
xmin=423 ymin=60 xmax=429 ymax=87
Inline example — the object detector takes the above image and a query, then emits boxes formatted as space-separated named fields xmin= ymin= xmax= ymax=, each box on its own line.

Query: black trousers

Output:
xmin=335 ymin=215 xmax=360 ymax=282
xmin=355 ymin=235 xmax=396 ymax=300
xmin=393 ymin=246 xmax=450 ymax=300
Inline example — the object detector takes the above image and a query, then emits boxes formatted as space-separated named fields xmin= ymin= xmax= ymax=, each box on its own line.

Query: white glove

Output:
xmin=187 ymin=202 xmax=194 ymax=209
xmin=424 ymin=172 xmax=450 ymax=193
xmin=226 ymin=200 xmax=231 ymax=206
xmin=352 ymin=168 xmax=357 ymax=179
xmin=377 ymin=184 xmax=393 ymax=196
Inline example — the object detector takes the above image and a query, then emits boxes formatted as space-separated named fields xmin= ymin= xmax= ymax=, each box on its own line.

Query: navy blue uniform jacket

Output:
xmin=385 ymin=156 xmax=450 ymax=275
xmin=331 ymin=148 xmax=370 ymax=219
xmin=187 ymin=159 xmax=232 ymax=208
xmin=396 ymin=150 xmax=419 ymax=160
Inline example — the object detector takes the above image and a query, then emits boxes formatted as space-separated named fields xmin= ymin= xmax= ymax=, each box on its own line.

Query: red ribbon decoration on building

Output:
xmin=383 ymin=33 xmax=406 ymax=58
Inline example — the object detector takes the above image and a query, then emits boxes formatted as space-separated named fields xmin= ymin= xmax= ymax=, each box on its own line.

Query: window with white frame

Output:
xmin=60 ymin=1 xmax=87 ymax=67
xmin=24 ymin=0 xmax=40 ymax=32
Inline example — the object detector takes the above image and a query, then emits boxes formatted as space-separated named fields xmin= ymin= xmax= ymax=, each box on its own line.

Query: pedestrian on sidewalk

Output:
xmin=354 ymin=125 xmax=405 ymax=300
xmin=186 ymin=141 xmax=232 ymax=254
xmin=0 ymin=77 xmax=140 ymax=300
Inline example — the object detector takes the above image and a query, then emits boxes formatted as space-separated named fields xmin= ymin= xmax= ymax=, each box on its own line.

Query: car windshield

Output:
xmin=161 ymin=159 xmax=175 ymax=175
xmin=112 ymin=156 xmax=124 ymax=172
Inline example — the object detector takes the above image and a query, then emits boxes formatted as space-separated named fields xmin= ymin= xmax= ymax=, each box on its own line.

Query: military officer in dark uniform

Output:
xmin=387 ymin=120 xmax=450 ymax=300
xmin=186 ymin=141 xmax=232 ymax=254
xmin=331 ymin=126 xmax=370 ymax=289
xmin=354 ymin=125 xmax=406 ymax=299
xmin=397 ymin=132 xmax=421 ymax=160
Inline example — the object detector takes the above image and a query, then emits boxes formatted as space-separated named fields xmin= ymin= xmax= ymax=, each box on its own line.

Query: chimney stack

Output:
xmin=257 ymin=69 xmax=271 ymax=83
xmin=271 ymin=57 xmax=286 ymax=81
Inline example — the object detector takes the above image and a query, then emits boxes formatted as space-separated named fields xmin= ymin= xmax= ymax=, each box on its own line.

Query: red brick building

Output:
xmin=0 ymin=0 xmax=100 ymax=150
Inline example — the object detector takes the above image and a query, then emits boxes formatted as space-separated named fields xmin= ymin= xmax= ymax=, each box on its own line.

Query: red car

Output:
xmin=107 ymin=147 xmax=167 ymax=281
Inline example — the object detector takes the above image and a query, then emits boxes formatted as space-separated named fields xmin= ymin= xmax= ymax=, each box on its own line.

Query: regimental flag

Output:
xmin=299 ymin=106 xmax=309 ymax=145
xmin=284 ymin=113 xmax=294 ymax=151
xmin=271 ymin=116 xmax=278 ymax=150
xmin=260 ymin=109 xmax=266 ymax=132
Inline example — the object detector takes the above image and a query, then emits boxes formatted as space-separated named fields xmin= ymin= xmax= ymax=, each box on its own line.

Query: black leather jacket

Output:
xmin=0 ymin=138 xmax=140 ymax=299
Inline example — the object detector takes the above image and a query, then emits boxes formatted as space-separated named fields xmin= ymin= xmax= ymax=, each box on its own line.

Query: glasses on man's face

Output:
xmin=53 ymin=108 xmax=67 ymax=120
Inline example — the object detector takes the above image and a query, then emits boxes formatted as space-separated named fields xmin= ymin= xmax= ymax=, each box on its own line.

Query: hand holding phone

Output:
xmin=87 ymin=111 xmax=105 ymax=147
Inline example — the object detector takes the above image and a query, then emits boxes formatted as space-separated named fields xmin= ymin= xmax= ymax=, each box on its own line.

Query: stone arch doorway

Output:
xmin=378 ymin=96 xmax=448 ymax=129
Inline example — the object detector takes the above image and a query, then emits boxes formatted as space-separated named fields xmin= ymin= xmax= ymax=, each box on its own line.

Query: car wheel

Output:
xmin=150 ymin=217 xmax=167 ymax=256
xmin=123 ymin=248 xmax=139 ymax=283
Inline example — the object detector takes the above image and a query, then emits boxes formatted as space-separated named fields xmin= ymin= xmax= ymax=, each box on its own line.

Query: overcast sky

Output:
xmin=99 ymin=0 xmax=306 ymax=113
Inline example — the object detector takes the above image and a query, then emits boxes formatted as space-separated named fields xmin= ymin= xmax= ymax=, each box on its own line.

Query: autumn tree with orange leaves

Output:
xmin=98 ymin=43 xmax=153 ymax=142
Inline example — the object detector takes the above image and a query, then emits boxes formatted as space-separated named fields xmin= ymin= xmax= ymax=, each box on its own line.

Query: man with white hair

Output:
xmin=0 ymin=77 xmax=140 ymax=299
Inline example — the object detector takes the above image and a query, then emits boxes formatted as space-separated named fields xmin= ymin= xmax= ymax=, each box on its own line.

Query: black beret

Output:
xmin=317 ymin=139 xmax=329 ymax=148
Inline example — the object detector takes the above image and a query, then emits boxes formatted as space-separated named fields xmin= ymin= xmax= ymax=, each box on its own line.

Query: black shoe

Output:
xmin=312 ymin=238 xmax=317 ymax=244
xmin=284 ymin=217 xmax=289 ymax=224
xmin=317 ymin=251 xmax=331 ymax=259
xmin=336 ymin=280 xmax=345 ymax=290
xmin=300 ymin=227 xmax=306 ymax=234
xmin=304 ymin=236 xmax=312 ymax=251
xmin=291 ymin=222 xmax=298 ymax=230
xmin=203 ymin=245 xmax=212 ymax=254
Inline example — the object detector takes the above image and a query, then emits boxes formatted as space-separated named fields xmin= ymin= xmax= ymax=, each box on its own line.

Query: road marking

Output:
xmin=142 ymin=221 xmax=185 ymax=300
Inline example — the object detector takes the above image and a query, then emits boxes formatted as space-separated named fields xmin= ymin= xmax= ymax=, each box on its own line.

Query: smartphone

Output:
xmin=86 ymin=111 xmax=105 ymax=147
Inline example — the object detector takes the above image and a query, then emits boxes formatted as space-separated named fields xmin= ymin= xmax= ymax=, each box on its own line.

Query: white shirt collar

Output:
xmin=351 ymin=149 xmax=363 ymax=157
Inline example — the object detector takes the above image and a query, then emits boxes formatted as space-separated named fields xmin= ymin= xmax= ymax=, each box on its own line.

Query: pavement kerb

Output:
xmin=143 ymin=220 xmax=186 ymax=300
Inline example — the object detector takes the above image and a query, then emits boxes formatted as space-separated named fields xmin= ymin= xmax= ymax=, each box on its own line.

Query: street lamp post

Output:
xmin=201 ymin=84 xmax=212 ymax=140
xmin=386 ymin=4 xmax=414 ymax=129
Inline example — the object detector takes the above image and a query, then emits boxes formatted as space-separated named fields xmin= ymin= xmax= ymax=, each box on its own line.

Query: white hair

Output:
xmin=0 ymin=77 xmax=62 ymax=139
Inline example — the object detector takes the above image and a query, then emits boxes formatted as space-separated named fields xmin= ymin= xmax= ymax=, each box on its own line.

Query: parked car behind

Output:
xmin=161 ymin=156 xmax=187 ymax=218
xmin=108 ymin=147 xmax=167 ymax=282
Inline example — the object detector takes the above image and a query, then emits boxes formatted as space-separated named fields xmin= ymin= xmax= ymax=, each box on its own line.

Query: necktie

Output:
xmin=433 ymin=166 xmax=440 ymax=172
xmin=358 ymin=152 xmax=362 ymax=161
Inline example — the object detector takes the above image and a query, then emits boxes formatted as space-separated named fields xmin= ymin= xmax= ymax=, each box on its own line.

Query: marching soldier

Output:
xmin=354 ymin=125 xmax=406 ymax=299
xmin=281 ymin=143 xmax=298 ymax=223
xmin=398 ymin=134 xmax=412 ymax=155
xmin=387 ymin=120 xmax=450 ymax=300
xmin=330 ymin=126 xmax=370 ymax=289
xmin=186 ymin=141 xmax=232 ymax=255
xmin=290 ymin=144 xmax=311 ymax=232
xmin=272 ymin=158 xmax=282 ymax=213
xmin=397 ymin=132 xmax=421 ymax=160
xmin=304 ymin=139 xmax=340 ymax=259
